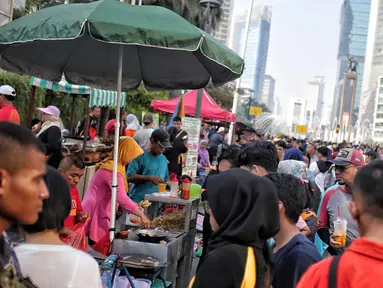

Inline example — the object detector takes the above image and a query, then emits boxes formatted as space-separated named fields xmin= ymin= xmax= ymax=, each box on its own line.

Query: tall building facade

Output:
xmin=331 ymin=0 xmax=371 ymax=124
xmin=287 ymin=98 xmax=306 ymax=126
xmin=306 ymin=76 xmax=325 ymax=125
xmin=232 ymin=5 xmax=272 ymax=107
xmin=261 ymin=75 xmax=276 ymax=112
xmin=359 ymin=0 xmax=383 ymax=118
xmin=0 ymin=0 xmax=13 ymax=26
xmin=213 ymin=0 xmax=233 ymax=45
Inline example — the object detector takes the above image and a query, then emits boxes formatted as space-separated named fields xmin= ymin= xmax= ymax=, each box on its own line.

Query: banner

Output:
xmin=182 ymin=117 xmax=201 ymax=178
xmin=249 ymin=106 xmax=262 ymax=116
xmin=295 ymin=125 xmax=307 ymax=134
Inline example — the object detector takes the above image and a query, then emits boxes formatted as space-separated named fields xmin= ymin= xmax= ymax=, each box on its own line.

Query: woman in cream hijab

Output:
xmin=36 ymin=105 xmax=64 ymax=169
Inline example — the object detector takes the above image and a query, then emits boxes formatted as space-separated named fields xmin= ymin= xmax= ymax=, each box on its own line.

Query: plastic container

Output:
xmin=158 ymin=183 xmax=166 ymax=192
xmin=169 ymin=174 xmax=179 ymax=198
xmin=182 ymin=178 xmax=191 ymax=200
xmin=132 ymin=279 xmax=152 ymax=288
xmin=333 ymin=218 xmax=347 ymax=247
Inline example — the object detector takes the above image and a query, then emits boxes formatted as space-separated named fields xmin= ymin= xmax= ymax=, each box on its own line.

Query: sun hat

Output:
xmin=36 ymin=105 xmax=60 ymax=117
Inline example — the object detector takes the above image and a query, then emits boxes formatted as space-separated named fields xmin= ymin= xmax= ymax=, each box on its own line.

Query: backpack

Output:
xmin=0 ymin=265 xmax=38 ymax=288
xmin=324 ymin=165 xmax=336 ymax=192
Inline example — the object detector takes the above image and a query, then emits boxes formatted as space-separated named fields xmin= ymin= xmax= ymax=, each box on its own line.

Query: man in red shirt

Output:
xmin=58 ymin=155 xmax=88 ymax=232
xmin=298 ymin=161 xmax=383 ymax=288
xmin=0 ymin=85 xmax=20 ymax=124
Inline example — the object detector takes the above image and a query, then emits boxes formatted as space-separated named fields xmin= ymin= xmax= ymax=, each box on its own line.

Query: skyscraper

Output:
xmin=306 ymin=76 xmax=325 ymax=125
xmin=331 ymin=0 xmax=371 ymax=124
xmin=213 ymin=0 xmax=233 ymax=45
xmin=359 ymin=0 xmax=383 ymax=118
xmin=232 ymin=5 xmax=272 ymax=108
xmin=0 ymin=0 xmax=13 ymax=26
xmin=261 ymin=75 xmax=276 ymax=112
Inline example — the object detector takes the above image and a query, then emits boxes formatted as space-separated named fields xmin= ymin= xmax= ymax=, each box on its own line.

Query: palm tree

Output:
xmin=143 ymin=0 xmax=222 ymax=31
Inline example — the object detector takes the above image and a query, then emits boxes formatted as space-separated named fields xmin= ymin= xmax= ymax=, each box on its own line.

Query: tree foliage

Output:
xmin=0 ymin=72 xmax=89 ymax=127
xmin=206 ymin=85 xmax=271 ymax=114
xmin=126 ymin=84 xmax=169 ymax=115
xmin=143 ymin=0 xmax=222 ymax=31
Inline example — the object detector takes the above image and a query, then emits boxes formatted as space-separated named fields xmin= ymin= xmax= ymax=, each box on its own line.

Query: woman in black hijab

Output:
xmin=191 ymin=168 xmax=280 ymax=288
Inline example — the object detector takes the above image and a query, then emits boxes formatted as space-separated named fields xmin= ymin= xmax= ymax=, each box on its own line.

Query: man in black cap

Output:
xmin=127 ymin=129 xmax=172 ymax=202
xmin=365 ymin=150 xmax=381 ymax=164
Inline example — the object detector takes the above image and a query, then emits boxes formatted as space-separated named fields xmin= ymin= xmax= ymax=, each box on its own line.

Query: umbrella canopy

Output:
xmin=151 ymin=89 xmax=236 ymax=122
xmin=236 ymin=105 xmax=253 ymax=129
xmin=0 ymin=0 xmax=244 ymax=91
xmin=30 ymin=76 xmax=127 ymax=107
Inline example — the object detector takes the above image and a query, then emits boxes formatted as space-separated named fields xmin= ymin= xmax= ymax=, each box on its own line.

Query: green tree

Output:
xmin=143 ymin=0 xmax=222 ymax=30
xmin=126 ymin=84 xmax=169 ymax=115
xmin=206 ymin=85 xmax=271 ymax=114
xmin=0 ymin=72 xmax=45 ymax=125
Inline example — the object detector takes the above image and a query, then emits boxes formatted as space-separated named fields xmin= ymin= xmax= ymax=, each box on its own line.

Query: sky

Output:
xmin=232 ymin=0 xmax=343 ymax=105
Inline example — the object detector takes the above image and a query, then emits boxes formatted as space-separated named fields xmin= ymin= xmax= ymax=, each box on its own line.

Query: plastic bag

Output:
xmin=91 ymin=234 xmax=112 ymax=256
xmin=60 ymin=218 xmax=89 ymax=252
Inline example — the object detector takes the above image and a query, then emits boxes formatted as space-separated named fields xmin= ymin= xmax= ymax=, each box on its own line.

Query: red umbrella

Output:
xmin=151 ymin=89 xmax=236 ymax=122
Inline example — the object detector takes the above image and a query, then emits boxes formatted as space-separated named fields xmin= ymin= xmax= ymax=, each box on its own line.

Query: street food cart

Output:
xmin=112 ymin=195 xmax=200 ymax=288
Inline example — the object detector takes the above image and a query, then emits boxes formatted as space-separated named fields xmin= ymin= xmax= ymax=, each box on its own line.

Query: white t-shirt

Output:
xmin=15 ymin=244 xmax=102 ymax=288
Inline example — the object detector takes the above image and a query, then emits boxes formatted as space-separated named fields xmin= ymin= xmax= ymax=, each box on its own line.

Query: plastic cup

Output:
xmin=158 ymin=183 xmax=166 ymax=193
xmin=333 ymin=218 xmax=347 ymax=247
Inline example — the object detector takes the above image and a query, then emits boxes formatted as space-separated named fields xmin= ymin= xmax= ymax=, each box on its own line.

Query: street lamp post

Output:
xmin=194 ymin=0 xmax=221 ymax=119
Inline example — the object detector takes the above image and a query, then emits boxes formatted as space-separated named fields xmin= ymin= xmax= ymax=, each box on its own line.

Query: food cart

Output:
xmin=112 ymin=195 xmax=200 ymax=288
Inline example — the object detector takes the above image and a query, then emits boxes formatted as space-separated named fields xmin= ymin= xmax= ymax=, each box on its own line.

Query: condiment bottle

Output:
xmin=170 ymin=174 xmax=179 ymax=198
xmin=182 ymin=178 xmax=191 ymax=200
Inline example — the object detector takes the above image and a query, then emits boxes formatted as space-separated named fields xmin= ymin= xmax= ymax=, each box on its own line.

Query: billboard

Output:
xmin=0 ymin=0 xmax=13 ymax=26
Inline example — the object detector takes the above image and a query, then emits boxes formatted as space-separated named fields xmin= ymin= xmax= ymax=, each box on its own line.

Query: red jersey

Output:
xmin=0 ymin=105 xmax=20 ymax=124
xmin=64 ymin=187 xmax=83 ymax=229
xmin=297 ymin=238 xmax=383 ymax=288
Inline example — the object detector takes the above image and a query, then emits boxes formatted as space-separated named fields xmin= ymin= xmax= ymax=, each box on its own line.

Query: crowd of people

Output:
xmin=191 ymin=133 xmax=383 ymax=288
xmin=1 ymin=82 xmax=383 ymax=287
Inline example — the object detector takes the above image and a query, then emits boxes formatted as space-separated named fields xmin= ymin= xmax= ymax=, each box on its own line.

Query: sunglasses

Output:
xmin=335 ymin=165 xmax=355 ymax=172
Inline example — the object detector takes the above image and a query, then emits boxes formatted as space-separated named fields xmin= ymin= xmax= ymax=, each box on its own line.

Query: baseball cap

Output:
xmin=218 ymin=127 xmax=225 ymax=133
xmin=365 ymin=150 xmax=381 ymax=160
xmin=151 ymin=129 xmax=172 ymax=148
xmin=36 ymin=105 xmax=60 ymax=117
xmin=0 ymin=85 xmax=16 ymax=98
xmin=326 ymin=148 xmax=365 ymax=167
xmin=143 ymin=113 xmax=153 ymax=125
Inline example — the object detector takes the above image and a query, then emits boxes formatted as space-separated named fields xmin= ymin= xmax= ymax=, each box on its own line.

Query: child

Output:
xmin=58 ymin=155 xmax=88 ymax=233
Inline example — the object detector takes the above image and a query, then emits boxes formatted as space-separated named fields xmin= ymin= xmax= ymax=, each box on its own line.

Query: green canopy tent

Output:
xmin=29 ymin=75 xmax=127 ymax=155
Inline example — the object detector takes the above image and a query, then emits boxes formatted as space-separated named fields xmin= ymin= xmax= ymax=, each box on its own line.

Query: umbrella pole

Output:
xmin=228 ymin=0 xmax=254 ymax=144
xmin=110 ymin=45 xmax=124 ymax=242
xmin=82 ymin=96 xmax=91 ymax=159
xmin=26 ymin=86 xmax=36 ymax=128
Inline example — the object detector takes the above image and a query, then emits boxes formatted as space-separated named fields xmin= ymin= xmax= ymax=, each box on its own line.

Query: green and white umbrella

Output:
xmin=0 ymin=0 xmax=244 ymax=241
xmin=30 ymin=76 xmax=127 ymax=107
xmin=0 ymin=0 xmax=244 ymax=91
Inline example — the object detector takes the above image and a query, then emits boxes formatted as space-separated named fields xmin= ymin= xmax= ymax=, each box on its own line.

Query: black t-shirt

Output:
xmin=164 ymin=130 xmax=188 ymax=174
xmin=37 ymin=126 xmax=62 ymax=169
xmin=77 ymin=116 xmax=97 ymax=136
